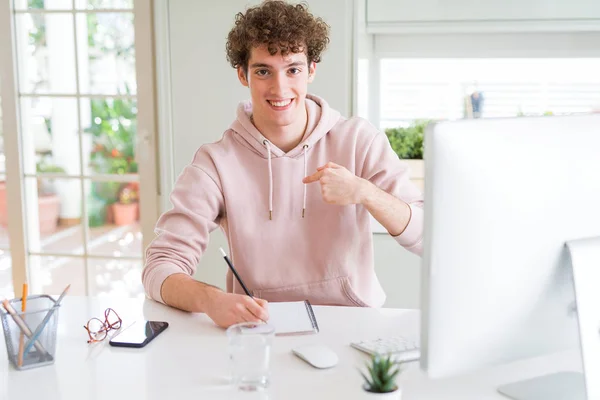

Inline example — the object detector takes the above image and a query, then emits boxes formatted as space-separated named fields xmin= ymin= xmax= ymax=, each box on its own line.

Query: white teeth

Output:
xmin=269 ymin=99 xmax=292 ymax=107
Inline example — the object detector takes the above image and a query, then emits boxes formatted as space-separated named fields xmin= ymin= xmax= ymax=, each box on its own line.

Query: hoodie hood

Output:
xmin=230 ymin=94 xmax=341 ymax=158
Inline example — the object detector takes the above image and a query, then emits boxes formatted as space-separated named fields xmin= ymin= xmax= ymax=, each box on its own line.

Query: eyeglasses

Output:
xmin=83 ymin=308 xmax=122 ymax=344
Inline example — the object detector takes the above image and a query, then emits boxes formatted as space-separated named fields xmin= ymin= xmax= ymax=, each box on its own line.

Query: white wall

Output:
xmin=366 ymin=0 xmax=600 ymax=23
xmin=365 ymin=0 xmax=600 ymax=34
xmin=375 ymin=32 xmax=600 ymax=58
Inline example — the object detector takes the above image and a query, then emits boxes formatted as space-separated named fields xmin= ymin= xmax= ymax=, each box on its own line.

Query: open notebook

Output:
xmin=266 ymin=300 xmax=319 ymax=336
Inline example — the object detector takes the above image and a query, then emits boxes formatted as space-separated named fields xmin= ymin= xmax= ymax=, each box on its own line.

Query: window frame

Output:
xmin=0 ymin=0 xmax=159 ymax=296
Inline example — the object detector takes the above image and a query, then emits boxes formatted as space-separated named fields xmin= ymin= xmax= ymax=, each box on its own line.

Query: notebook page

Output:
xmin=267 ymin=301 xmax=314 ymax=334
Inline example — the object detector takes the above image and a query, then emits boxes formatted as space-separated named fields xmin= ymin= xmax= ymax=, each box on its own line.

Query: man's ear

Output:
xmin=237 ymin=67 xmax=249 ymax=87
xmin=308 ymin=61 xmax=316 ymax=83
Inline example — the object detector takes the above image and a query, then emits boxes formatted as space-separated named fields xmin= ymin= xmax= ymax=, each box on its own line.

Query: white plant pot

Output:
xmin=404 ymin=158 xmax=424 ymax=179
xmin=362 ymin=386 xmax=402 ymax=399
xmin=404 ymin=158 xmax=424 ymax=192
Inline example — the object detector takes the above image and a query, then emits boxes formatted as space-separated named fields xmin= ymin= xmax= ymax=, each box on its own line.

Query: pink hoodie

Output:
xmin=143 ymin=94 xmax=423 ymax=308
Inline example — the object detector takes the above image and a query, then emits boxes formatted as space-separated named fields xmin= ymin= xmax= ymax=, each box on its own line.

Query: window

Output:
xmin=379 ymin=58 xmax=600 ymax=129
xmin=0 ymin=0 xmax=157 ymax=299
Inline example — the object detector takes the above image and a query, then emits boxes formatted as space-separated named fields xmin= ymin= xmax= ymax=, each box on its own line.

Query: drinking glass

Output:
xmin=227 ymin=322 xmax=275 ymax=391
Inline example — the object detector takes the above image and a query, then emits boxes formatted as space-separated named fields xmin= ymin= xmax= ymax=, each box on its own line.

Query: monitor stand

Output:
xmin=497 ymin=371 xmax=586 ymax=400
xmin=498 ymin=236 xmax=600 ymax=400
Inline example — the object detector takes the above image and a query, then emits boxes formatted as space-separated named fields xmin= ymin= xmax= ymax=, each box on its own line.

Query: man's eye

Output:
xmin=289 ymin=68 xmax=301 ymax=74
xmin=256 ymin=70 xmax=269 ymax=76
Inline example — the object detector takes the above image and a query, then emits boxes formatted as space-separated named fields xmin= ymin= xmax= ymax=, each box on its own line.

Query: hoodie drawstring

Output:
xmin=263 ymin=140 xmax=273 ymax=220
xmin=263 ymin=140 xmax=309 ymax=220
xmin=303 ymin=144 xmax=308 ymax=218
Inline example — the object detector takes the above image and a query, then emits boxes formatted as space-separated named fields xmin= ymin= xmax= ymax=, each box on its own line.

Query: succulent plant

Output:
xmin=360 ymin=354 xmax=401 ymax=393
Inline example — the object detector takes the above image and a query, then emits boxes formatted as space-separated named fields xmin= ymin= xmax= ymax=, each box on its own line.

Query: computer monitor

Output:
xmin=420 ymin=114 xmax=600 ymax=400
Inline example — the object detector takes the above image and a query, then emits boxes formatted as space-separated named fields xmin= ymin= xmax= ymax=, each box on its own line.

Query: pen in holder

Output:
xmin=0 ymin=295 xmax=60 ymax=370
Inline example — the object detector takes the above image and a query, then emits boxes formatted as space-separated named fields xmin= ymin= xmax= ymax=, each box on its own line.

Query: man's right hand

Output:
xmin=206 ymin=291 xmax=269 ymax=329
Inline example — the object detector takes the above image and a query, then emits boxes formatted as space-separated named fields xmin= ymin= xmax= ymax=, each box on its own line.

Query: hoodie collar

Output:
xmin=230 ymin=94 xmax=341 ymax=159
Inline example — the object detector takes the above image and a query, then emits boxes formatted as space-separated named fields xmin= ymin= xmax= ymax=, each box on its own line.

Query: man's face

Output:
xmin=238 ymin=46 xmax=316 ymax=129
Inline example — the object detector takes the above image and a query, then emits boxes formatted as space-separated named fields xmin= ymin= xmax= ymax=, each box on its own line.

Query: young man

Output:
xmin=142 ymin=0 xmax=423 ymax=328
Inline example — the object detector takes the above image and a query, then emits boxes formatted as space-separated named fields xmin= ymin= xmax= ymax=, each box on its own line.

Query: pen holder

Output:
xmin=1 ymin=295 xmax=60 ymax=370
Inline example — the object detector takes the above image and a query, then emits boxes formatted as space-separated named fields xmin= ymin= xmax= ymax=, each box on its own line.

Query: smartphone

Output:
xmin=109 ymin=320 xmax=169 ymax=348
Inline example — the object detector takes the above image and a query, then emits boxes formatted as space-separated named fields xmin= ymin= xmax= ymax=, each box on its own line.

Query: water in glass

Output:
xmin=227 ymin=322 xmax=275 ymax=391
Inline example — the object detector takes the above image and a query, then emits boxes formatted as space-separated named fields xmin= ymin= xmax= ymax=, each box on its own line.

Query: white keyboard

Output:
xmin=350 ymin=336 xmax=421 ymax=364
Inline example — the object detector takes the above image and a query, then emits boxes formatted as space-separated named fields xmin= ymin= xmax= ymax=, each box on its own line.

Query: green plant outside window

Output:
xmin=85 ymin=96 xmax=138 ymax=227
xmin=384 ymin=120 xmax=431 ymax=160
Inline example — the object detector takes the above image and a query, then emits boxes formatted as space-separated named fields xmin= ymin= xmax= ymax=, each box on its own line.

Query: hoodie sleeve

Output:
xmin=142 ymin=160 xmax=224 ymax=304
xmin=359 ymin=129 xmax=424 ymax=256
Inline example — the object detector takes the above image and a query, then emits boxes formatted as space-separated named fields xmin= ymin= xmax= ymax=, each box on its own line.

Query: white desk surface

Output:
xmin=0 ymin=296 xmax=581 ymax=400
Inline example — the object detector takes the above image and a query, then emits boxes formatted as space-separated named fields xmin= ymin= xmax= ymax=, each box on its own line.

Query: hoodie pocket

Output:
xmin=340 ymin=277 xmax=371 ymax=307
xmin=252 ymin=276 xmax=370 ymax=307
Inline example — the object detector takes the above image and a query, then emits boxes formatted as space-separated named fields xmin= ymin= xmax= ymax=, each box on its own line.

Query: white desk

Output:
xmin=0 ymin=297 xmax=582 ymax=400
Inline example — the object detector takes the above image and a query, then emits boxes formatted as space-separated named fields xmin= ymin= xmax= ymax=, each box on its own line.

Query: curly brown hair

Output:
xmin=226 ymin=1 xmax=330 ymax=73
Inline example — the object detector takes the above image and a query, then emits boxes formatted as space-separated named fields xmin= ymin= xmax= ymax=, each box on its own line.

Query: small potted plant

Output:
xmin=359 ymin=355 xmax=402 ymax=399
xmin=384 ymin=120 xmax=431 ymax=192
xmin=112 ymin=184 xmax=138 ymax=226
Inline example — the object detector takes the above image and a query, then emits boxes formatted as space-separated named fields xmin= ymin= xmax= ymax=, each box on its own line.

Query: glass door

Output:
xmin=0 ymin=0 xmax=159 ymax=298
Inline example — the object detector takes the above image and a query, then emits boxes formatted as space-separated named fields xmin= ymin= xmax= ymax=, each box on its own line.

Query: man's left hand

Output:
xmin=303 ymin=162 xmax=369 ymax=206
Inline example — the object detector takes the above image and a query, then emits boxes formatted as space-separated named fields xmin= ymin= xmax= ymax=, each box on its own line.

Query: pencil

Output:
xmin=22 ymin=284 xmax=71 ymax=357
xmin=218 ymin=248 xmax=267 ymax=324
xmin=17 ymin=283 xmax=27 ymax=367
xmin=219 ymin=248 xmax=252 ymax=296
xmin=1 ymin=299 xmax=47 ymax=356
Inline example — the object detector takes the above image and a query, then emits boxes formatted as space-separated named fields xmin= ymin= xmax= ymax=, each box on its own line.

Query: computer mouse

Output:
xmin=292 ymin=344 xmax=338 ymax=369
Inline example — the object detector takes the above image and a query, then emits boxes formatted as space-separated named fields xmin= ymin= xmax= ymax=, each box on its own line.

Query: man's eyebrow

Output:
xmin=286 ymin=61 xmax=306 ymax=67
xmin=249 ymin=63 xmax=272 ymax=69
xmin=249 ymin=61 xmax=307 ymax=69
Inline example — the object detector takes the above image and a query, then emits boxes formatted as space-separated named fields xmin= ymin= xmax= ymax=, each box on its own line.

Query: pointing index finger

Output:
xmin=303 ymin=170 xmax=324 ymax=184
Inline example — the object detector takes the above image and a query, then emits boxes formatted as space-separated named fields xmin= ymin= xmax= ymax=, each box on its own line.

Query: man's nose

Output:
xmin=271 ymin=72 xmax=288 ymax=96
